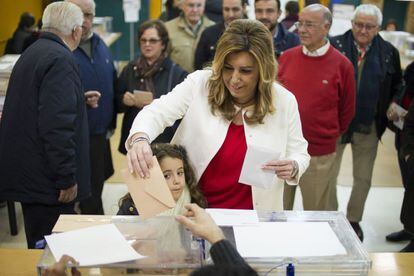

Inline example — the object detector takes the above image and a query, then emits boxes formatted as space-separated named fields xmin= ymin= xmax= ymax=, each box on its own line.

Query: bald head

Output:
xmin=302 ymin=4 xmax=332 ymax=27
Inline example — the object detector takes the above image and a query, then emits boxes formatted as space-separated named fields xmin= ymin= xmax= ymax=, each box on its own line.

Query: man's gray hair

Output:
xmin=86 ymin=0 xmax=96 ymax=14
xmin=304 ymin=4 xmax=332 ymax=26
xmin=42 ymin=2 xmax=83 ymax=35
xmin=66 ymin=0 xmax=96 ymax=15
xmin=352 ymin=4 xmax=383 ymax=26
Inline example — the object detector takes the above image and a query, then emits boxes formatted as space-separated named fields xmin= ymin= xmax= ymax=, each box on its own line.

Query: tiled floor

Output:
xmin=0 ymin=130 xmax=409 ymax=253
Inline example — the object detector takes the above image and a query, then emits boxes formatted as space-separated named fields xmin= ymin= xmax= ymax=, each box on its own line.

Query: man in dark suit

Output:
xmin=194 ymin=0 xmax=247 ymax=70
xmin=0 ymin=2 xmax=90 ymax=249
xmin=69 ymin=0 xmax=118 ymax=215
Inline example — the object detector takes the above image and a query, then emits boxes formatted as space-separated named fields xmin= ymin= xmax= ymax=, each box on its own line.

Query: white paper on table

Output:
xmin=393 ymin=104 xmax=407 ymax=130
xmin=234 ymin=222 xmax=347 ymax=257
xmin=239 ymin=144 xmax=280 ymax=189
xmin=45 ymin=223 xmax=145 ymax=266
xmin=206 ymin=208 xmax=259 ymax=226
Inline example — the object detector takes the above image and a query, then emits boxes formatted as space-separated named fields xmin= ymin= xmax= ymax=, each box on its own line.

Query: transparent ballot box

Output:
xmin=205 ymin=211 xmax=371 ymax=275
xmin=37 ymin=216 xmax=203 ymax=275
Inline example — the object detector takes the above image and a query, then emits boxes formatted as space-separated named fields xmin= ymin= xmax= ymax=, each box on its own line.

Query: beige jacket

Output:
xmin=128 ymin=70 xmax=310 ymax=211
xmin=165 ymin=15 xmax=214 ymax=73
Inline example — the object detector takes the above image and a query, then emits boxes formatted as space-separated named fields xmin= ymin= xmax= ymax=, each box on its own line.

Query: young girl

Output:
xmin=118 ymin=143 xmax=206 ymax=215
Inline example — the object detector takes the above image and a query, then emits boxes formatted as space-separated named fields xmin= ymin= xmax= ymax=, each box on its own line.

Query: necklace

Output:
xmin=234 ymin=97 xmax=256 ymax=109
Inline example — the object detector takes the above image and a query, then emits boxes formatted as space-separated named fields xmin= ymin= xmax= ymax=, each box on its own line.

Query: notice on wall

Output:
xmin=123 ymin=0 xmax=140 ymax=23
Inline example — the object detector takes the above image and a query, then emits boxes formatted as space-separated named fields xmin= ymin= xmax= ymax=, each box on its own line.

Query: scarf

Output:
xmin=157 ymin=184 xmax=191 ymax=216
xmin=353 ymin=36 xmax=383 ymax=133
xmin=134 ymin=54 xmax=166 ymax=93
xmin=340 ymin=31 xmax=384 ymax=141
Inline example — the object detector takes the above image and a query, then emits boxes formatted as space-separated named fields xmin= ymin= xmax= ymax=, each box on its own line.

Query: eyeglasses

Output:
xmin=352 ymin=21 xmax=378 ymax=31
xmin=294 ymin=21 xmax=323 ymax=30
xmin=140 ymin=38 xmax=162 ymax=45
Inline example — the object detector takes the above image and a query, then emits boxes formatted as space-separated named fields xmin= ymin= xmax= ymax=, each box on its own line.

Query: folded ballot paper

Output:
xmin=45 ymin=224 xmax=145 ymax=266
xmin=122 ymin=156 xmax=176 ymax=219
xmin=239 ymin=144 xmax=281 ymax=189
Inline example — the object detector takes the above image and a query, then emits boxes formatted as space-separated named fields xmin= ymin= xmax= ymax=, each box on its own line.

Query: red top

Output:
xmin=278 ymin=45 xmax=356 ymax=156
xmin=199 ymin=122 xmax=253 ymax=209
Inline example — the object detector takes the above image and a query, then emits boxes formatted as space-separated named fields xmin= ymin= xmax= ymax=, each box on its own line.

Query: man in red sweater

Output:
xmin=278 ymin=4 xmax=355 ymax=211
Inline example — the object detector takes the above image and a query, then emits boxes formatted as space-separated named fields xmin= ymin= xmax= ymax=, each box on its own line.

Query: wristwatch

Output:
xmin=290 ymin=161 xmax=299 ymax=178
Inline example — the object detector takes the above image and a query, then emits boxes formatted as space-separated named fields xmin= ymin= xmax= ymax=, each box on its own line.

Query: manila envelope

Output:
xmin=121 ymin=157 xmax=176 ymax=219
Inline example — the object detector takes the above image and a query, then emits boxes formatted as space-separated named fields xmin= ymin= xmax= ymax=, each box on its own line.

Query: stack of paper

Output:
xmin=234 ymin=222 xmax=347 ymax=257
xmin=45 ymin=224 xmax=145 ymax=266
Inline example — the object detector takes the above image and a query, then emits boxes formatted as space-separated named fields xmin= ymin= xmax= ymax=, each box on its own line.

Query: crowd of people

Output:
xmin=0 ymin=0 xmax=413 ymax=262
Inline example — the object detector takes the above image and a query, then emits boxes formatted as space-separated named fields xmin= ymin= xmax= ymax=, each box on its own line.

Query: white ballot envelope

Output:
xmin=239 ymin=144 xmax=280 ymax=189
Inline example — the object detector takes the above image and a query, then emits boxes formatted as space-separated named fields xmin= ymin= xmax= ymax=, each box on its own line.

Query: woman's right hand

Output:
xmin=123 ymin=91 xmax=136 ymax=107
xmin=127 ymin=133 xmax=153 ymax=178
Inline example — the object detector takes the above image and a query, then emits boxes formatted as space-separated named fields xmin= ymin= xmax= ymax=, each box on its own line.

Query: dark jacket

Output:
xmin=274 ymin=23 xmax=300 ymax=58
xmin=73 ymin=33 xmax=118 ymax=135
xmin=331 ymin=30 xmax=403 ymax=140
xmin=117 ymin=196 xmax=138 ymax=215
xmin=402 ymin=95 xmax=414 ymax=164
xmin=191 ymin=239 xmax=257 ymax=275
xmin=401 ymin=99 xmax=414 ymax=232
xmin=194 ymin=22 xmax=225 ymax=70
xmin=5 ymin=29 xmax=33 ymax=54
xmin=0 ymin=32 xmax=90 ymax=204
xmin=116 ymin=57 xmax=188 ymax=154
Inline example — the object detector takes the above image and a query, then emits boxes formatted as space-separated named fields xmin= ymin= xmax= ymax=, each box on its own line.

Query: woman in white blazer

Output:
xmin=126 ymin=19 xmax=310 ymax=211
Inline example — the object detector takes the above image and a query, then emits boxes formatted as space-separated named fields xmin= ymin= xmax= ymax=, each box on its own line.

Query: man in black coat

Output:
xmin=329 ymin=4 xmax=403 ymax=241
xmin=0 ymin=2 xmax=90 ymax=249
xmin=194 ymin=0 xmax=247 ymax=70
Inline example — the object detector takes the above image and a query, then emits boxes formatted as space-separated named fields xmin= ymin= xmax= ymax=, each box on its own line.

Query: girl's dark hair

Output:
xmin=119 ymin=143 xmax=206 ymax=208
xmin=152 ymin=143 xmax=206 ymax=207
xmin=137 ymin=19 xmax=169 ymax=53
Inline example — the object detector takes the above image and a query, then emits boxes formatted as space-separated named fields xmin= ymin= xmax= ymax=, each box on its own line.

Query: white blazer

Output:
xmin=128 ymin=70 xmax=310 ymax=211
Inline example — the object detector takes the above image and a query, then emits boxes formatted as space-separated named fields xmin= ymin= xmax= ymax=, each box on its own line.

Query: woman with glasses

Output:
xmin=117 ymin=19 xmax=188 ymax=154
xmin=125 ymin=19 xmax=310 ymax=211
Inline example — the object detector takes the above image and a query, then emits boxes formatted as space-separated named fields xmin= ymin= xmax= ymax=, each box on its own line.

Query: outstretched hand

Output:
xmin=175 ymin=203 xmax=224 ymax=244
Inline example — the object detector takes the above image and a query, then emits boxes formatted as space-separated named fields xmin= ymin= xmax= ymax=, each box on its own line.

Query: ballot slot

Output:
xmin=204 ymin=211 xmax=371 ymax=276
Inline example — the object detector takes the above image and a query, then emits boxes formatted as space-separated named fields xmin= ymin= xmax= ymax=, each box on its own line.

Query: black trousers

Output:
xmin=79 ymin=134 xmax=114 ymax=215
xmin=399 ymin=156 xmax=414 ymax=234
xmin=21 ymin=202 xmax=75 ymax=249
xmin=396 ymin=136 xmax=414 ymax=233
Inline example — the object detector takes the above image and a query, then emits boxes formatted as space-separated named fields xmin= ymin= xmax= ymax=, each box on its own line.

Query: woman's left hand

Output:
xmin=262 ymin=159 xmax=296 ymax=181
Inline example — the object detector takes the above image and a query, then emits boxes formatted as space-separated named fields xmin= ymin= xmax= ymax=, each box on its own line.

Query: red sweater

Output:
xmin=199 ymin=123 xmax=253 ymax=209
xmin=278 ymin=45 xmax=356 ymax=156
